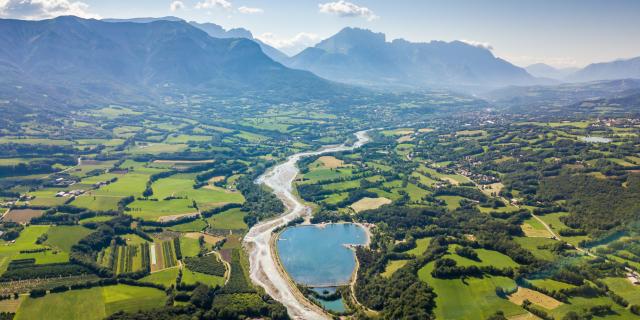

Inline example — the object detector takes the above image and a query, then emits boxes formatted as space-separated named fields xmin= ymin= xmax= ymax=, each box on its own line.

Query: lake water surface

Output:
xmin=277 ymin=223 xmax=367 ymax=286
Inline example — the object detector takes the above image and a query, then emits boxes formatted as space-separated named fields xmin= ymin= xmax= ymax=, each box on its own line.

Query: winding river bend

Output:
xmin=243 ymin=130 xmax=371 ymax=320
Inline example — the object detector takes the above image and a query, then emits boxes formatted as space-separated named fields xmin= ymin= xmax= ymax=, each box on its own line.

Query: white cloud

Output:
xmin=170 ymin=1 xmax=185 ymax=12
xmin=257 ymin=32 xmax=321 ymax=56
xmin=238 ymin=6 xmax=262 ymax=14
xmin=0 ymin=0 xmax=99 ymax=19
xmin=459 ymin=39 xmax=493 ymax=50
xmin=195 ymin=0 xmax=231 ymax=10
xmin=318 ymin=1 xmax=378 ymax=21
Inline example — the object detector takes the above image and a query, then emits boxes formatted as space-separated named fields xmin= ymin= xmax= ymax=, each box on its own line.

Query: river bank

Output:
xmin=243 ymin=130 xmax=371 ymax=320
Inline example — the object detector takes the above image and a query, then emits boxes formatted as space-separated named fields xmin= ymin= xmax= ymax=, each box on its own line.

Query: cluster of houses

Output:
xmin=0 ymin=201 xmax=15 ymax=207
xmin=53 ymin=177 xmax=76 ymax=187
xmin=55 ymin=189 xmax=85 ymax=198
xmin=595 ymin=117 xmax=640 ymax=127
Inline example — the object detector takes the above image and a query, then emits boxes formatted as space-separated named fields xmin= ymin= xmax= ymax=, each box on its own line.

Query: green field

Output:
xmin=381 ymin=259 xmax=409 ymax=278
xmin=151 ymin=173 xmax=244 ymax=209
xmin=418 ymin=262 xmax=525 ymax=319
xmin=602 ymin=277 xmax=640 ymax=305
xmin=71 ymin=195 xmax=122 ymax=212
xmin=15 ymin=285 xmax=165 ymax=320
xmin=437 ymin=195 xmax=465 ymax=211
xmin=182 ymin=268 xmax=225 ymax=287
xmin=164 ymin=134 xmax=212 ymax=144
xmin=527 ymin=278 xmax=576 ymax=291
xmin=550 ymin=296 xmax=636 ymax=319
xmin=0 ymin=137 xmax=73 ymax=145
xmin=141 ymin=267 xmax=179 ymax=287
xmin=168 ymin=219 xmax=208 ymax=232
xmin=128 ymin=198 xmax=196 ymax=221
xmin=537 ymin=212 xmax=590 ymax=246
xmin=448 ymin=245 xmax=519 ymax=268
xmin=0 ymin=225 xmax=69 ymax=272
xmin=207 ymin=208 xmax=248 ymax=230
xmin=179 ymin=237 xmax=202 ymax=257
xmin=44 ymin=225 xmax=92 ymax=252
xmin=302 ymin=168 xmax=354 ymax=183
xmin=405 ymin=237 xmax=431 ymax=256
xmin=514 ymin=237 xmax=558 ymax=261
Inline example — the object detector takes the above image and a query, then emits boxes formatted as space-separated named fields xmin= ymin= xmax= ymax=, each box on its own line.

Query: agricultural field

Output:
xmin=0 ymin=225 xmax=69 ymax=272
xmin=2 ymin=78 xmax=640 ymax=320
xmin=301 ymin=117 xmax=640 ymax=319
xmin=418 ymin=261 xmax=526 ymax=319
xmin=14 ymin=285 xmax=165 ymax=320
xmin=206 ymin=208 xmax=249 ymax=231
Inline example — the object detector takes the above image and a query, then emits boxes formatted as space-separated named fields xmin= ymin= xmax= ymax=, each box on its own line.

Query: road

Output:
xmin=243 ymin=130 xmax=371 ymax=320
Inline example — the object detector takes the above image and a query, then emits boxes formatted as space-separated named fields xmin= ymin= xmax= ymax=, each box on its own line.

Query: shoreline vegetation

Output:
xmin=243 ymin=130 xmax=371 ymax=319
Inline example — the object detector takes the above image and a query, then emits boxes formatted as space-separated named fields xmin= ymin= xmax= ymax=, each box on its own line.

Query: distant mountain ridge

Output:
xmin=525 ymin=63 xmax=579 ymax=80
xmin=285 ymin=27 xmax=542 ymax=91
xmin=566 ymin=56 xmax=640 ymax=82
xmin=0 ymin=16 xmax=341 ymax=106
xmin=103 ymin=16 xmax=288 ymax=64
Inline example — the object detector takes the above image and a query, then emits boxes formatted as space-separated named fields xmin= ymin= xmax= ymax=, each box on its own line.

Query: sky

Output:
xmin=1 ymin=0 xmax=639 ymax=68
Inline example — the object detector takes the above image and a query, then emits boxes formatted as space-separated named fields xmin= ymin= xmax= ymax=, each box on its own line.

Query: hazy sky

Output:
xmin=1 ymin=0 xmax=639 ymax=68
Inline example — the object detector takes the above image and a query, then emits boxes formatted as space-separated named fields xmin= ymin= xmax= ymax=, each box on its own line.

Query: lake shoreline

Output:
xmin=243 ymin=130 xmax=371 ymax=320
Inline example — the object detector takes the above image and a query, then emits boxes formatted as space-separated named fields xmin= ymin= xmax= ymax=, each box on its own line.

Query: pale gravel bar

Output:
xmin=243 ymin=130 xmax=371 ymax=320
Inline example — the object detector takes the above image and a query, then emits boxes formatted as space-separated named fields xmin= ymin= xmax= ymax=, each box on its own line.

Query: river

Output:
xmin=243 ymin=130 xmax=371 ymax=320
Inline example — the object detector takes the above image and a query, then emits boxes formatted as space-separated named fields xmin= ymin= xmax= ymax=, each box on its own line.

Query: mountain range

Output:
xmin=1 ymin=15 xmax=639 ymax=108
xmin=525 ymin=63 xmax=579 ymax=80
xmin=103 ymin=17 xmax=289 ymax=64
xmin=566 ymin=56 xmax=640 ymax=83
xmin=0 ymin=16 xmax=338 ymax=106
xmin=284 ymin=27 xmax=542 ymax=90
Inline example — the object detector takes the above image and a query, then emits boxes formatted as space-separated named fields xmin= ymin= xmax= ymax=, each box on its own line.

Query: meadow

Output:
xmin=15 ymin=285 xmax=165 ymax=320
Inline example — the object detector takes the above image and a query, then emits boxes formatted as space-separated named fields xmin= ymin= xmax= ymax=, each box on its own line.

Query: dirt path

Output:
xmin=243 ymin=130 xmax=371 ymax=320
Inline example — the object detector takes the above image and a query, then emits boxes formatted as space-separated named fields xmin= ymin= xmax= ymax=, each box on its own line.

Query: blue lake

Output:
xmin=277 ymin=223 xmax=367 ymax=286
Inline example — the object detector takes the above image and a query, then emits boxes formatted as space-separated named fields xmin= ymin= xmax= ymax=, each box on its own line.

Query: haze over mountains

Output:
xmin=566 ymin=56 xmax=640 ymax=83
xmin=285 ymin=27 xmax=541 ymax=90
xmin=526 ymin=58 xmax=640 ymax=83
xmin=103 ymin=16 xmax=289 ymax=64
xmin=525 ymin=63 xmax=579 ymax=80
xmin=0 ymin=16 xmax=338 ymax=106
xmin=0 ymin=15 xmax=639 ymax=108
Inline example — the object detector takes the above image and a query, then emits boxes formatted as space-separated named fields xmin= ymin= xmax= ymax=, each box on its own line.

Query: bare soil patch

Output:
xmin=184 ymin=232 xmax=224 ymax=245
xmin=317 ymin=156 xmax=344 ymax=169
xmin=3 ymin=209 xmax=45 ymax=223
xmin=397 ymin=135 xmax=414 ymax=143
xmin=150 ymin=242 xmax=164 ymax=272
xmin=158 ymin=212 xmax=199 ymax=223
xmin=508 ymin=287 xmax=562 ymax=309
xmin=479 ymin=182 xmax=504 ymax=197
xmin=208 ymin=176 xmax=226 ymax=183
xmin=418 ymin=128 xmax=434 ymax=133
xmin=0 ymin=296 xmax=24 ymax=313
xmin=350 ymin=197 xmax=392 ymax=213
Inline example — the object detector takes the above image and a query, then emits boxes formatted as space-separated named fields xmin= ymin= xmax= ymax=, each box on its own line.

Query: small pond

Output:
xmin=311 ymin=287 xmax=347 ymax=313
